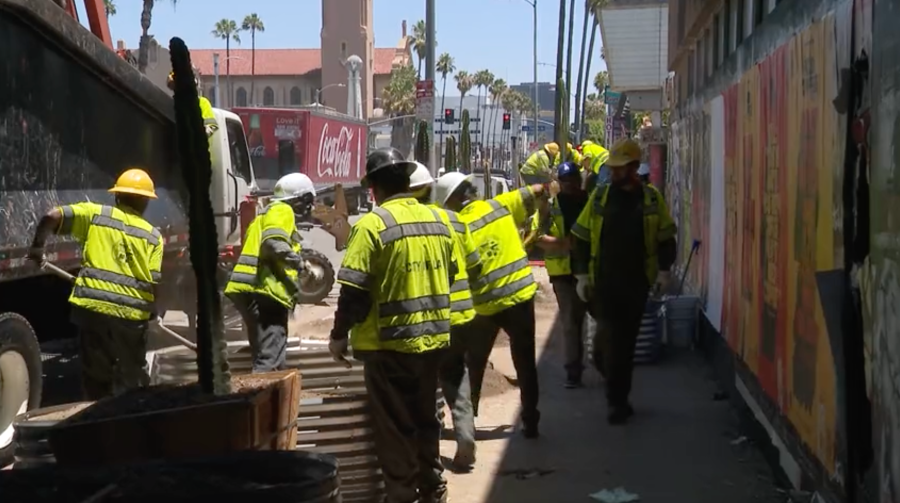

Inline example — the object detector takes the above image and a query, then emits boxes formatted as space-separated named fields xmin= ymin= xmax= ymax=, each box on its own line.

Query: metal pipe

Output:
xmin=426 ymin=0 xmax=437 ymax=176
xmin=532 ymin=0 xmax=539 ymax=148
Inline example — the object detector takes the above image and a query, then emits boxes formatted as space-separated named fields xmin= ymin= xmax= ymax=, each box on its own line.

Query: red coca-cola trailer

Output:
xmin=232 ymin=107 xmax=370 ymax=212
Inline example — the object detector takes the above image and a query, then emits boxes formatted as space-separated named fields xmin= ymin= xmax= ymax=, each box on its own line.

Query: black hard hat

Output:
xmin=365 ymin=148 xmax=417 ymax=179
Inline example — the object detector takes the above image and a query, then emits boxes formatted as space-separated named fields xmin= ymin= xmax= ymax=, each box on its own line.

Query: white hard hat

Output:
xmin=434 ymin=172 xmax=473 ymax=208
xmin=273 ymin=173 xmax=316 ymax=201
xmin=637 ymin=163 xmax=650 ymax=176
xmin=408 ymin=162 xmax=434 ymax=189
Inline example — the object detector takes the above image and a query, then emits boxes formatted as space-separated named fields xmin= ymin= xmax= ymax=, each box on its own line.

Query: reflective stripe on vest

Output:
xmin=69 ymin=205 xmax=159 ymax=321
xmin=439 ymin=208 xmax=478 ymax=324
xmin=372 ymin=206 xmax=452 ymax=342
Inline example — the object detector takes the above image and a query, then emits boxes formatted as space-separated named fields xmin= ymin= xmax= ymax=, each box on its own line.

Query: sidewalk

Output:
xmin=441 ymin=281 xmax=785 ymax=503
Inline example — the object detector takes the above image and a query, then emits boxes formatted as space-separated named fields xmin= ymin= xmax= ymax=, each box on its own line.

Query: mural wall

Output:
xmin=668 ymin=8 xmax=850 ymax=491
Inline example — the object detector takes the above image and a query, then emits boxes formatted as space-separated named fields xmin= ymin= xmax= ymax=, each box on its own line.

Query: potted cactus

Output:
xmin=444 ymin=136 xmax=457 ymax=172
xmin=460 ymin=110 xmax=471 ymax=173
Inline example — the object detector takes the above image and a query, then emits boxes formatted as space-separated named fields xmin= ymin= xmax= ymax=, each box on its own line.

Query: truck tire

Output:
xmin=0 ymin=313 xmax=43 ymax=466
xmin=296 ymin=250 xmax=335 ymax=305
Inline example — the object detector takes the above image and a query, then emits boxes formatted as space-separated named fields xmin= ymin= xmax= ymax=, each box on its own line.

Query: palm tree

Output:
xmin=242 ymin=14 xmax=265 ymax=107
xmin=436 ymin=53 xmax=456 ymax=139
xmin=488 ymin=78 xmax=507 ymax=160
xmin=473 ymin=69 xmax=494 ymax=153
xmin=594 ymin=70 xmax=609 ymax=94
xmin=104 ymin=0 xmax=116 ymax=17
xmin=138 ymin=0 xmax=179 ymax=74
xmin=580 ymin=3 xmax=603 ymax=138
xmin=455 ymin=71 xmax=473 ymax=123
xmin=500 ymin=90 xmax=521 ymax=168
xmin=212 ymin=19 xmax=241 ymax=107
xmin=411 ymin=20 xmax=427 ymax=78
xmin=554 ymin=0 xmax=567 ymax=131
xmin=382 ymin=64 xmax=418 ymax=156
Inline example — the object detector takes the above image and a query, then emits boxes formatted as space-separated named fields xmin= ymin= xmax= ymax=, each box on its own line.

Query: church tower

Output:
xmin=321 ymin=0 xmax=374 ymax=118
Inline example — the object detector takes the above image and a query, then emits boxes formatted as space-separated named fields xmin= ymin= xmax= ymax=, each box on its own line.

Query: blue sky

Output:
xmin=101 ymin=0 xmax=606 ymax=92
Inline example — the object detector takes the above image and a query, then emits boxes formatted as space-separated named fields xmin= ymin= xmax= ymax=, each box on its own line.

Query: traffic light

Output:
xmin=444 ymin=108 xmax=455 ymax=124
xmin=502 ymin=113 xmax=511 ymax=130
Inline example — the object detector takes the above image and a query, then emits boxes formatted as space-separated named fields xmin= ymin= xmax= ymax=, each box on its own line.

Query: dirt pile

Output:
xmin=480 ymin=364 xmax=517 ymax=398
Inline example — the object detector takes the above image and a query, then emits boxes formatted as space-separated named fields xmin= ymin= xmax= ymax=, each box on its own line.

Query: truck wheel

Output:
xmin=0 ymin=313 xmax=42 ymax=466
xmin=296 ymin=250 xmax=336 ymax=305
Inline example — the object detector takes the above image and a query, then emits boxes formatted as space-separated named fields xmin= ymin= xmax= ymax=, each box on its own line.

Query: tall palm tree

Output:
xmin=436 ymin=53 xmax=456 ymax=139
xmin=554 ymin=0 xmax=567 ymax=132
xmin=242 ymin=14 xmax=265 ymax=107
xmin=594 ymin=70 xmax=609 ymax=94
xmin=104 ymin=0 xmax=116 ymax=17
xmin=574 ymin=0 xmax=602 ymax=142
xmin=580 ymin=6 xmax=602 ymax=137
xmin=473 ymin=69 xmax=494 ymax=153
xmin=212 ymin=19 xmax=241 ymax=107
xmin=138 ymin=0 xmax=178 ymax=74
xmin=488 ymin=78 xmax=507 ymax=159
xmin=411 ymin=20 xmax=427 ymax=78
xmin=455 ymin=71 xmax=473 ymax=122
xmin=500 ymin=90 xmax=520 ymax=168
xmin=382 ymin=64 xmax=418 ymax=156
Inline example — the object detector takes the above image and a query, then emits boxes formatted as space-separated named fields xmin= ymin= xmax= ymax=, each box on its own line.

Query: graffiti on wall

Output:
xmin=671 ymin=14 xmax=846 ymax=479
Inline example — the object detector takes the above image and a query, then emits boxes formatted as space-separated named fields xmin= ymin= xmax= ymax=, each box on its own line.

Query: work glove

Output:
xmin=574 ymin=274 xmax=591 ymax=303
xmin=204 ymin=124 xmax=218 ymax=138
xmin=654 ymin=271 xmax=672 ymax=297
xmin=26 ymin=246 xmax=45 ymax=266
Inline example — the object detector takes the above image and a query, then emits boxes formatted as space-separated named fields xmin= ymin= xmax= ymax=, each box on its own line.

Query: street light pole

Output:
xmin=426 ymin=0 xmax=437 ymax=176
xmin=522 ymin=0 xmax=539 ymax=149
xmin=315 ymin=83 xmax=346 ymax=107
xmin=213 ymin=53 xmax=221 ymax=108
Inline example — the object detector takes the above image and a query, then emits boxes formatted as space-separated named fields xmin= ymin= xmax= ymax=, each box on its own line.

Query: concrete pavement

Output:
xmin=441 ymin=270 xmax=786 ymax=503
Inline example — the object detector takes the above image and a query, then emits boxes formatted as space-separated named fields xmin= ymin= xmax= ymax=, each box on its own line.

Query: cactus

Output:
xmin=460 ymin=109 xmax=471 ymax=173
xmin=414 ymin=121 xmax=430 ymax=164
xmin=444 ymin=136 xmax=457 ymax=172
xmin=555 ymin=77 xmax=569 ymax=166
xmin=169 ymin=38 xmax=231 ymax=395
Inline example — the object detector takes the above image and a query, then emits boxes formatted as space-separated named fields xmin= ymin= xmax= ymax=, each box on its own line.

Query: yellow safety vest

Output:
xmin=529 ymin=198 xmax=571 ymax=276
xmin=58 ymin=203 xmax=163 ymax=321
xmin=337 ymin=197 xmax=455 ymax=354
xmin=199 ymin=96 xmax=217 ymax=127
xmin=224 ymin=201 xmax=301 ymax=308
xmin=430 ymin=204 xmax=480 ymax=326
xmin=521 ymin=148 xmax=584 ymax=179
xmin=570 ymin=183 xmax=676 ymax=286
xmin=582 ymin=144 xmax=609 ymax=174
xmin=459 ymin=187 xmax=538 ymax=316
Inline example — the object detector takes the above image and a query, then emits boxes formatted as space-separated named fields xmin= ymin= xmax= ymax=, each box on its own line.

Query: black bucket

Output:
xmin=0 ymin=450 xmax=340 ymax=502
xmin=13 ymin=402 xmax=92 ymax=469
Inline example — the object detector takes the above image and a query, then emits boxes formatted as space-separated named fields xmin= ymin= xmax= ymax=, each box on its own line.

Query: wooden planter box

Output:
xmin=47 ymin=370 xmax=301 ymax=467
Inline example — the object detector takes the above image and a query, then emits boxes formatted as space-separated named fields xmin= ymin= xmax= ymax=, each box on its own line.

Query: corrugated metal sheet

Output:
xmin=599 ymin=5 xmax=669 ymax=91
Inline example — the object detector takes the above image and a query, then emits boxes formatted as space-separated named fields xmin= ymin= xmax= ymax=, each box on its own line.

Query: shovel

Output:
xmin=41 ymin=262 xmax=198 ymax=352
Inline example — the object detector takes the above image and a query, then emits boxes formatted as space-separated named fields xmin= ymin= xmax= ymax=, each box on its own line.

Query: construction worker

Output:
xmin=224 ymin=173 xmax=318 ymax=373
xmin=638 ymin=163 xmax=651 ymax=184
xmin=531 ymin=162 xmax=590 ymax=388
xmin=329 ymin=148 xmax=457 ymax=503
xmin=27 ymin=169 xmax=163 ymax=400
xmin=408 ymin=162 xmax=481 ymax=469
xmin=168 ymin=69 xmax=217 ymax=138
xmin=571 ymin=138 xmax=677 ymax=424
xmin=434 ymin=172 xmax=548 ymax=438
xmin=581 ymin=140 xmax=610 ymax=192
xmin=521 ymin=142 xmax=583 ymax=182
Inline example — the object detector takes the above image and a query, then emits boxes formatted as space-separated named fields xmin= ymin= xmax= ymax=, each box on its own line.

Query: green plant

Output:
xmin=169 ymin=38 xmax=232 ymax=395
xmin=460 ymin=109 xmax=471 ymax=173
xmin=415 ymin=121 xmax=430 ymax=163
xmin=445 ymin=136 xmax=457 ymax=172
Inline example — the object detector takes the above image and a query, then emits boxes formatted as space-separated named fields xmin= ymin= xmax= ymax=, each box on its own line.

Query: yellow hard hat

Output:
xmin=544 ymin=142 xmax=559 ymax=157
xmin=109 ymin=169 xmax=158 ymax=199
xmin=605 ymin=138 xmax=642 ymax=168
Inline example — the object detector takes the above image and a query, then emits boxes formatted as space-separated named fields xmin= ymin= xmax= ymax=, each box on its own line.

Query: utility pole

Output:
xmin=426 ymin=0 xmax=437 ymax=176
xmin=213 ymin=53 xmax=221 ymax=107
xmin=531 ymin=0 xmax=539 ymax=149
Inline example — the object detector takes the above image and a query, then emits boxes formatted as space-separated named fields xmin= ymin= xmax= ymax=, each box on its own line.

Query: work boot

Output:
xmin=452 ymin=440 xmax=476 ymax=470
xmin=522 ymin=421 xmax=540 ymax=439
xmin=564 ymin=372 xmax=583 ymax=389
xmin=606 ymin=403 xmax=634 ymax=425
xmin=419 ymin=487 xmax=449 ymax=503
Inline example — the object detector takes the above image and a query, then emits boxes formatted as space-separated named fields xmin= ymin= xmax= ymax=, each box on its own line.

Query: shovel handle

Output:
xmin=41 ymin=261 xmax=76 ymax=281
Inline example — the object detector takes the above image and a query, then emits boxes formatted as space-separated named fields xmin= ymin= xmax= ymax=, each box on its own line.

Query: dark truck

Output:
xmin=0 ymin=0 xmax=259 ymax=463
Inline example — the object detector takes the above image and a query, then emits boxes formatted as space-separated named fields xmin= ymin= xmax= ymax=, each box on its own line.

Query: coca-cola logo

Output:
xmin=317 ymin=123 xmax=355 ymax=178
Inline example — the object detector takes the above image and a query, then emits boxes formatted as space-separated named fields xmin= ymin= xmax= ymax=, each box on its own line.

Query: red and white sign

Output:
xmin=416 ymin=80 xmax=435 ymax=122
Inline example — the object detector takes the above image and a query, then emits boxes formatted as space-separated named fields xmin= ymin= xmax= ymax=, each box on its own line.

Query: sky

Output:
xmin=100 ymin=0 xmax=606 ymax=94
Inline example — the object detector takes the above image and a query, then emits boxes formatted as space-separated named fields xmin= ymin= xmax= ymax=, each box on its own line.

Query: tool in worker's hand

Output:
xmin=40 ymin=262 xmax=198 ymax=352
xmin=328 ymin=338 xmax=352 ymax=369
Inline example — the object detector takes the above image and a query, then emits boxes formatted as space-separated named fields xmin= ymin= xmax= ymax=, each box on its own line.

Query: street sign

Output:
xmin=416 ymin=80 xmax=434 ymax=122
xmin=520 ymin=125 xmax=546 ymax=132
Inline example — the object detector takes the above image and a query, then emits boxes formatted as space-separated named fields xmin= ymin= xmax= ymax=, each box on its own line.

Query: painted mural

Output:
xmin=670 ymin=13 xmax=846 ymax=482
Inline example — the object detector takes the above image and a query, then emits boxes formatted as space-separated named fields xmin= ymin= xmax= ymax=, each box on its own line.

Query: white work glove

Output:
xmin=204 ymin=124 xmax=218 ymax=138
xmin=654 ymin=271 xmax=672 ymax=297
xmin=575 ymin=274 xmax=591 ymax=303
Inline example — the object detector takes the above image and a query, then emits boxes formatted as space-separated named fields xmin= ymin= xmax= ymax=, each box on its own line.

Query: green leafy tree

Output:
xmin=594 ymin=69 xmax=609 ymax=94
xmin=212 ymin=19 xmax=242 ymax=105
xmin=436 ymin=53 xmax=456 ymax=139
xmin=104 ymin=0 xmax=116 ymax=17
xmin=242 ymin=14 xmax=265 ymax=105
xmin=454 ymin=70 xmax=473 ymax=122
xmin=382 ymin=64 xmax=418 ymax=156
xmin=472 ymin=69 xmax=494 ymax=151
